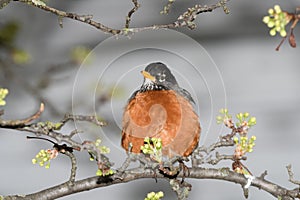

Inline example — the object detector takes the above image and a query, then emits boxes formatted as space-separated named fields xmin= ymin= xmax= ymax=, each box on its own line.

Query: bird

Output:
xmin=121 ymin=62 xmax=201 ymax=158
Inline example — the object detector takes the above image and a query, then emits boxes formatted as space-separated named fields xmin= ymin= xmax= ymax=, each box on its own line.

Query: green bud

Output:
xmin=275 ymin=26 xmax=281 ymax=32
xmin=147 ymin=192 xmax=155 ymax=198
xmin=267 ymin=21 xmax=275 ymax=28
xmin=216 ymin=115 xmax=223 ymax=121
xmin=262 ymin=16 xmax=270 ymax=24
xmin=268 ymin=8 xmax=274 ymax=15
xmin=274 ymin=5 xmax=281 ymax=13
xmin=280 ymin=29 xmax=287 ymax=37
xmin=243 ymin=112 xmax=249 ymax=118
xmin=220 ymin=108 xmax=228 ymax=114
xmin=236 ymin=113 xmax=243 ymax=121
xmin=96 ymin=169 xmax=103 ymax=176
xmin=269 ymin=28 xmax=276 ymax=36
xmin=142 ymin=149 xmax=148 ymax=154
xmin=275 ymin=20 xmax=281 ymax=27
xmin=54 ymin=123 xmax=63 ymax=130
xmin=156 ymin=142 xmax=162 ymax=149
xmin=100 ymin=146 xmax=110 ymax=154
xmin=0 ymin=99 xmax=5 ymax=106
xmin=157 ymin=191 xmax=164 ymax=198
xmin=233 ymin=136 xmax=239 ymax=144
xmin=95 ymin=139 xmax=101 ymax=145
xmin=45 ymin=163 xmax=50 ymax=169
xmin=0 ymin=88 xmax=9 ymax=106
xmin=248 ymin=117 xmax=257 ymax=126
xmin=144 ymin=137 xmax=150 ymax=143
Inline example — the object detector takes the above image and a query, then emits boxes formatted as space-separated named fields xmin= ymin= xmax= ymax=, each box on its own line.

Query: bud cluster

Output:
xmin=141 ymin=137 xmax=163 ymax=163
xmin=32 ymin=149 xmax=58 ymax=169
xmin=144 ymin=191 xmax=164 ymax=200
xmin=262 ymin=5 xmax=292 ymax=37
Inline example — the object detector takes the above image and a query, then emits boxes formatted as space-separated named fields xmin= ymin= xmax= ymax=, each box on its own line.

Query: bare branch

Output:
xmin=11 ymin=0 xmax=230 ymax=35
xmin=0 ymin=103 xmax=44 ymax=128
xmin=192 ymin=138 xmax=235 ymax=166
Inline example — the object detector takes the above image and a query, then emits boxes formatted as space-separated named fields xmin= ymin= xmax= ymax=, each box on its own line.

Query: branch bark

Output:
xmin=10 ymin=0 xmax=230 ymax=35
xmin=3 ymin=167 xmax=299 ymax=200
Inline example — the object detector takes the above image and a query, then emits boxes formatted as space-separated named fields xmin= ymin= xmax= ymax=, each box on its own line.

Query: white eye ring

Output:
xmin=158 ymin=73 xmax=166 ymax=82
xmin=158 ymin=77 xmax=165 ymax=82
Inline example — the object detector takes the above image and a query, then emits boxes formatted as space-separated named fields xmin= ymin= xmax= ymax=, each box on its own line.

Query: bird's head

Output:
xmin=140 ymin=62 xmax=178 ymax=91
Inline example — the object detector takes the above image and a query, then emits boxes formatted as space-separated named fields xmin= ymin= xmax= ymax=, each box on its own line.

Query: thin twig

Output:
xmin=192 ymin=139 xmax=235 ymax=166
xmin=125 ymin=0 xmax=140 ymax=28
xmin=60 ymin=113 xmax=106 ymax=127
xmin=286 ymin=164 xmax=300 ymax=185
xmin=0 ymin=103 xmax=44 ymax=127
xmin=259 ymin=170 xmax=268 ymax=179
xmin=161 ymin=0 xmax=175 ymax=15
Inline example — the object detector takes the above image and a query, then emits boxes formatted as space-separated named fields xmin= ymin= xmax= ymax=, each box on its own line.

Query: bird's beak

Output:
xmin=141 ymin=70 xmax=156 ymax=82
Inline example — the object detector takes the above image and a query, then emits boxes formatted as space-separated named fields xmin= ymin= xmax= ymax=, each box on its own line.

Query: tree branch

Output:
xmin=3 ymin=167 xmax=300 ymax=200
xmin=10 ymin=0 xmax=230 ymax=35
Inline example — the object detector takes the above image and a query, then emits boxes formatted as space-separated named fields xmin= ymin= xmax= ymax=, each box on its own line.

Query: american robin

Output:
xmin=121 ymin=62 xmax=201 ymax=158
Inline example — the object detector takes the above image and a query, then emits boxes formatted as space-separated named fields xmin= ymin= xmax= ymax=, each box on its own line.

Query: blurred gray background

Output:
xmin=1 ymin=0 xmax=300 ymax=199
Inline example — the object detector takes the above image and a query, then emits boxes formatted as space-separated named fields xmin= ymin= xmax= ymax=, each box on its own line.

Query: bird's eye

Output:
xmin=158 ymin=73 xmax=166 ymax=82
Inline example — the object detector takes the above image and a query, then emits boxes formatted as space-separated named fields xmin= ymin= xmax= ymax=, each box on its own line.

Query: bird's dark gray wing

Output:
xmin=178 ymin=88 xmax=195 ymax=104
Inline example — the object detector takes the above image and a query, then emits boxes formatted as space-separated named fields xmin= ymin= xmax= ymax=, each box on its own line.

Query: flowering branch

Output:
xmin=262 ymin=5 xmax=300 ymax=50
xmin=0 ymin=103 xmax=113 ymax=181
xmin=1 ymin=104 xmax=300 ymax=199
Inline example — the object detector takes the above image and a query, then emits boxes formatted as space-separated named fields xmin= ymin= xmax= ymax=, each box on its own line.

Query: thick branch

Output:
xmin=3 ymin=167 xmax=299 ymax=200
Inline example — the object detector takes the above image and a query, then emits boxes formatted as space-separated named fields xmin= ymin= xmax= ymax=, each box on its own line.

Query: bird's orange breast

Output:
xmin=121 ymin=90 xmax=200 ymax=158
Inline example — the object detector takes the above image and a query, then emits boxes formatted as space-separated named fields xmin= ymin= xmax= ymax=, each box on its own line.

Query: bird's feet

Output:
xmin=158 ymin=157 xmax=190 ymax=183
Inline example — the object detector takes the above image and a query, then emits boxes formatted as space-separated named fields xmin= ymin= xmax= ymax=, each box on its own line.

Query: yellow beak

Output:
xmin=141 ymin=70 xmax=156 ymax=82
